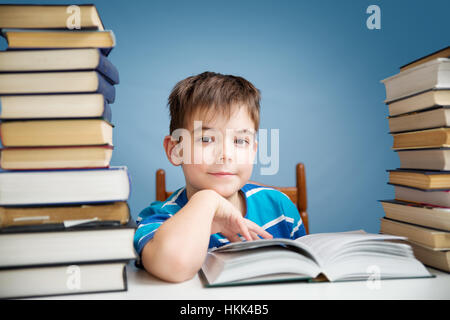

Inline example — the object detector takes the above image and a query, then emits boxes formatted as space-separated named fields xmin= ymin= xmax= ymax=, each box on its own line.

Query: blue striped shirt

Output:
xmin=134 ymin=183 xmax=306 ymax=257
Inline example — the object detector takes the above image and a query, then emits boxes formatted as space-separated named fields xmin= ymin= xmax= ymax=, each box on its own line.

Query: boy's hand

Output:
xmin=199 ymin=190 xmax=273 ymax=242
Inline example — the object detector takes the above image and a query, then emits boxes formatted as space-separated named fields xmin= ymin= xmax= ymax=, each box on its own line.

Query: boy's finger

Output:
xmin=250 ymin=230 xmax=261 ymax=240
xmin=222 ymin=231 xmax=242 ymax=243
xmin=246 ymin=219 xmax=273 ymax=239
xmin=237 ymin=218 xmax=252 ymax=241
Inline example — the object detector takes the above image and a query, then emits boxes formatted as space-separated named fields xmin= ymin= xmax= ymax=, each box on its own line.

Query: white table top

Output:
xmin=42 ymin=262 xmax=450 ymax=300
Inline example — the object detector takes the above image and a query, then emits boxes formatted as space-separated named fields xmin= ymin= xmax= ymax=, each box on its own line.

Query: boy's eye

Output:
xmin=201 ymin=136 xmax=214 ymax=143
xmin=235 ymin=138 xmax=250 ymax=145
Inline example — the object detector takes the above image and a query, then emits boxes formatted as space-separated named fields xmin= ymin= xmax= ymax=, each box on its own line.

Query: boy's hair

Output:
xmin=167 ymin=71 xmax=261 ymax=134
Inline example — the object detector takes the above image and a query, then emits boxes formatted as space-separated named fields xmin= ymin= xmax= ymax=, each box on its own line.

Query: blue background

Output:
xmin=1 ymin=0 xmax=449 ymax=233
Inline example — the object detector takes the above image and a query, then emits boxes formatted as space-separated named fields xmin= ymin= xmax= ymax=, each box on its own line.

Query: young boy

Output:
xmin=134 ymin=72 xmax=306 ymax=282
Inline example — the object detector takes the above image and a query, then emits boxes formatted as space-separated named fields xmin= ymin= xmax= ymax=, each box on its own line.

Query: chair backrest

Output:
xmin=156 ymin=163 xmax=309 ymax=234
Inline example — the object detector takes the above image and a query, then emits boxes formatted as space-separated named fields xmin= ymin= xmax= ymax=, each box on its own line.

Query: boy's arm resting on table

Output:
xmin=140 ymin=189 xmax=272 ymax=283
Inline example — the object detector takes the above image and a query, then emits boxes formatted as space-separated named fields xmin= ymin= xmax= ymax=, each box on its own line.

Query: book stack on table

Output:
xmin=380 ymin=46 xmax=450 ymax=273
xmin=0 ymin=4 xmax=136 ymax=299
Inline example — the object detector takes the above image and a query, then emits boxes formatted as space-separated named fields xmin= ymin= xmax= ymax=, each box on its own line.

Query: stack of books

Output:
xmin=380 ymin=46 xmax=450 ymax=273
xmin=0 ymin=4 xmax=136 ymax=299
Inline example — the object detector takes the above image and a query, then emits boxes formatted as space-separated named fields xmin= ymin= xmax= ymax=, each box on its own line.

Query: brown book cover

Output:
xmin=0 ymin=201 xmax=130 ymax=228
xmin=0 ymin=4 xmax=105 ymax=30
xmin=400 ymin=46 xmax=450 ymax=72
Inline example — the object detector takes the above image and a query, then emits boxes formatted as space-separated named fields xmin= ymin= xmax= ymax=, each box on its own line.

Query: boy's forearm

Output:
xmin=141 ymin=190 xmax=217 ymax=282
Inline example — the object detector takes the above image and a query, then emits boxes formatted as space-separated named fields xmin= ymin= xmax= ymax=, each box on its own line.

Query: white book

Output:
xmin=201 ymin=231 xmax=431 ymax=286
xmin=394 ymin=184 xmax=450 ymax=207
xmin=0 ymin=166 xmax=130 ymax=206
xmin=0 ymin=262 xmax=127 ymax=299
xmin=397 ymin=148 xmax=450 ymax=170
xmin=381 ymin=58 xmax=450 ymax=103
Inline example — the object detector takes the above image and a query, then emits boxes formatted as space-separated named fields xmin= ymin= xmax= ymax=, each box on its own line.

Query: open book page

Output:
xmin=295 ymin=231 xmax=406 ymax=265
xmin=295 ymin=231 xmax=431 ymax=281
xmin=211 ymin=237 xmax=320 ymax=265
xmin=207 ymin=231 xmax=432 ymax=283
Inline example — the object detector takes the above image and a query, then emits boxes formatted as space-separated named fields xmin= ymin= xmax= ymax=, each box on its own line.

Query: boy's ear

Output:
xmin=163 ymin=135 xmax=183 ymax=166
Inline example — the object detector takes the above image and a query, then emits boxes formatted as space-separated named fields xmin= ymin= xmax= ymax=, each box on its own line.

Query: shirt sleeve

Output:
xmin=133 ymin=203 xmax=172 ymax=256
xmin=278 ymin=194 xmax=307 ymax=239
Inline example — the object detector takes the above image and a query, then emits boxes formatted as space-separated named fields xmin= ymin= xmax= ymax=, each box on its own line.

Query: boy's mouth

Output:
xmin=208 ymin=172 xmax=236 ymax=177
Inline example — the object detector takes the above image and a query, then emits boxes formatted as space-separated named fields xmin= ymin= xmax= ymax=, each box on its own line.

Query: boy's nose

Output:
xmin=217 ymin=138 xmax=234 ymax=163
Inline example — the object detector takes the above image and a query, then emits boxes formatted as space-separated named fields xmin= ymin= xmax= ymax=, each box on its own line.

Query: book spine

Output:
xmin=96 ymin=72 xmax=115 ymax=104
xmin=102 ymin=102 xmax=112 ymax=123
xmin=0 ymin=122 xmax=3 ymax=148
xmin=96 ymin=51 xmax=119 ymax=85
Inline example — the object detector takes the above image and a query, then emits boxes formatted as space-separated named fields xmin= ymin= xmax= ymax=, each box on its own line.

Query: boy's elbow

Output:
xmin=141 ymin=240 xmax=200 ymax=283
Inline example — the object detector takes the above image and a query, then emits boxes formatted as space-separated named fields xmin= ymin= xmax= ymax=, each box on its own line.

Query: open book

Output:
xmin=200 ymin=231 xmax=432 ymax=286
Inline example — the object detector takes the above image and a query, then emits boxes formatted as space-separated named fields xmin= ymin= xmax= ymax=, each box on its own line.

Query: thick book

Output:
xmin=0 ymin=201 xmax=129 ymax=228
xmin=409 ymin=241 xmax=450 ymax=273
xmin=0 ymin=4 xmax=105 ymax=30
xmin=0 ymin=49 xmax=119 ymax=85
xmin=0 ymin=94 xmax=111 ymax=120
xmin=387 ymin=89 xmax=450 ymax=117
xmin=0 ymin=261 xmax=128 ymax=299
xmin=392 ymin=127 xmax=450 ymax=150
xmin=392 ymin=183 xmax=450 ymax=208
xmin=200 ymin=231 xmax=431 ymax=286
xmin=381 ymin=58 xmax=450 ymax=103
xmin=396 ymin=148 xmax=450 ymax=170
xmin=0 ymin=145 xmax=113 ymax=170
xmin=0 ymin=219 xmax=136 ymax=269
xmin=388 ymin=107 xmax=450 ymax=133
xmin=0 ymin=119 xmax=113 ymax=147
xmin=388 ymin=169 xmax=450 ymax=190
xmin=380 ymin=217 xmax=450 ymax=250
xmin=0 ymin=166 xmax=130 ymax=206
xmin=0 ymin=71 xmax=115 ymax=103
xmin=379 ymin=200 xmax=450 ymax=231
xmin=1 ymin=29 xmax=115 ymax=56
xmin=400 ymin=46 xmax=450 ymax=72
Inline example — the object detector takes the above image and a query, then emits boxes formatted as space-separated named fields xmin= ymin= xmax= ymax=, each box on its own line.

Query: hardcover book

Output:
xmin=409 ymin=241 xmax=450 ymax=273
xmin=0 ymin=48 xmax=119 ymax=84
xmin=392 ymin=127 xmax=450 ymax=150
xmin=0 ymin=94 xmax=111 ymax=120
xmin=387 ymin=89 xmax=450 ymax=117
xmin=0 ymin=219 xmax=136 ymax=268
xmin=392 ymin=183 xmax=450 ymax=207
xmin=200 ymin=231 xmax=431 ymax=286
xmin=381 ymin=58 xmax=450 ymax=103
xmin=388 ymin=107 xmax=450 ymax=134
xmin=0 ymin=119 xmax=113 ymax=147
xmin=0 ymin=4 xmax=105 ymax=30
xmin=379 ymin=199 xmax=450 ymax=231
xmin=400 ymin=46 xmax=450 ymax=72
xmin=0 ymin=261 xmax=128 ymax=299
xmin=380 ymin=218 xmax=450 ymax=250
xmin=396 ymin=148 xmax=450 ymax=170
xmin=0 ymin=71 xmax=115 ymax=103
xmin=0 ymin=145 xmax=113 ymax=170
xmin=0 ymin=166 xmax=130 ymax=206
xmin=1 ymin=29 xmax=115 ymax=56
xmin=387 ymin=169 xmax=450 ymax=190
xmin=0 ymin=201 xmax=129 ymax=228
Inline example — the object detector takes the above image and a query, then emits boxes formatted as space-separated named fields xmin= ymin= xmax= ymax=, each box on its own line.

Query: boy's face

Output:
xmin=165 ymin=105 xmax=258 ymax=198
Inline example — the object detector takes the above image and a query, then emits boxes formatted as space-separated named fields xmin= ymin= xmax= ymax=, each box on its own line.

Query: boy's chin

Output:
xmin=207 ymin=183 xmax=241 ymax=199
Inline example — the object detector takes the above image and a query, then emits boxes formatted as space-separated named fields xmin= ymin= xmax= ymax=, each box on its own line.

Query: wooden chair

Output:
xmin=156 ymin=163 xmax=309 ymax=234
